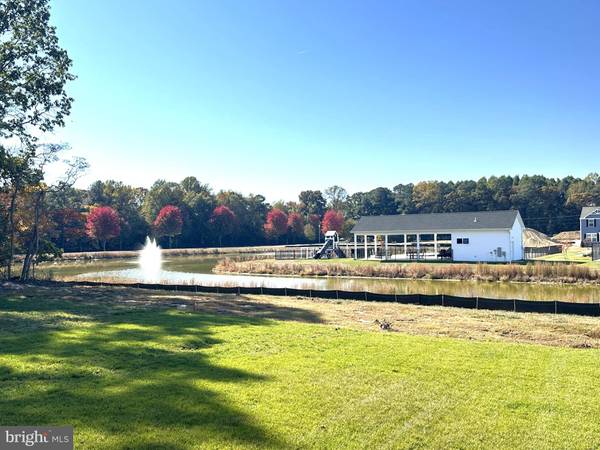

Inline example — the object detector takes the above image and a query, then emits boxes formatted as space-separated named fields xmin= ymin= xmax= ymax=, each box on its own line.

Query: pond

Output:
xmin=37 ymin=255 xmax=600 ymax=303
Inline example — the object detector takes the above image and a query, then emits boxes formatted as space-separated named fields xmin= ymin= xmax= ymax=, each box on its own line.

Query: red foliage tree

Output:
xmin=86 ymin=206 xmax=121 ymax=250
xmin=287 ymin=212 xmax=304 ymax=240
xmin=210 ymin=205 xmax=237 ymax=247
xmin=321 ymin=210 xmax=344 ymax=234
xmin=153 ymin=205 xmax=183 ymax=248
xmin=264 ymin=208 xmax=288 ymax=240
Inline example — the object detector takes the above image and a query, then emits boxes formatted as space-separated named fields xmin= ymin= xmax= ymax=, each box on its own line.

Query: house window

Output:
xmin=587 ymin=219 xmax=597 ymax=228
xmin=586 ymin=233 xmax=598 ymax=242
xmin=456 ymin=238 xmax=470 ymax=244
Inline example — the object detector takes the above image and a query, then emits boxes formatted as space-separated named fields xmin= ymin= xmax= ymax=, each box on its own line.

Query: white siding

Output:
xmin=451 ymin=230 xmax=512 ymax=262
xmin=509 ymin=214 xmax=525 ymax=261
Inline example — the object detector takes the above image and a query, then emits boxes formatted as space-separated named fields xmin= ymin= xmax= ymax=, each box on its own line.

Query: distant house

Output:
xmin=580 ymin=206 xmax=600 ymax=246
xmin=351 ymin=210 xmax=524 ymax=262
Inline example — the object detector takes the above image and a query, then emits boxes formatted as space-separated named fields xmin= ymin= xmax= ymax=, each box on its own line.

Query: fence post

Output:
xmin=364 ymin=291 xmax=368 ymax=301
xmin=476 ymin=296 xmax=479 ymax=310
xmin=284 ymin=287 xmax=287 ymax=297
xmin=336 ymin=290 xmax=339 ymax=300
xmin=237 ymin=286 xmax=241 ymax=296
xmin=513 ymin=299 xmax=516 ymax=312
xmin=554 ymin=301 xmax=557 ymax=314
xmin=441 ymin=294 xmax=445 ymax=307
xmin=309 ymin=289 xmax=312 ymax=298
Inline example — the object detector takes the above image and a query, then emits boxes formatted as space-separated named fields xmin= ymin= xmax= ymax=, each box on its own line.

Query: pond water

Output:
xmin=37 ymin=255 xmax=600 ymax=303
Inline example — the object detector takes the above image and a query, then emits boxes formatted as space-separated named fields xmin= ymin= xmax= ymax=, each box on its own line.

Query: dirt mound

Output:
xmin=552 ymin=231 xmax=579 ymax=242
xmin=523 ymin=228 xmax=561 ymax=248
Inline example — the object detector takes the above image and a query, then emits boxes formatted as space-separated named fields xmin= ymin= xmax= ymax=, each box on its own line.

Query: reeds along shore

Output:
xmin=214 ymin=258 xmax=600 ymax=284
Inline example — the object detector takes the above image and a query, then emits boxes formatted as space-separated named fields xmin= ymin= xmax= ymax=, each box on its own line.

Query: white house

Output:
xmin=351 ymin=210 xmax=525 ymax=262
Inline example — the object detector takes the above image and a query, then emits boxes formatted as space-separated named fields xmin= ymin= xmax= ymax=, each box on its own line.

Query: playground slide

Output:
xmin=313 ymin=239 xmax=333 ymax=259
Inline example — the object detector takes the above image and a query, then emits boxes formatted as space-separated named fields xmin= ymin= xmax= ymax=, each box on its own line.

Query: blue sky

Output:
xmin=49 ymin=0 xmax=600 ymax=200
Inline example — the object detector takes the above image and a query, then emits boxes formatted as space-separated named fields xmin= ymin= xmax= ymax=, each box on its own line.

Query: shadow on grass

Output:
xmin=0 ymin=286 xmax=321 ymax=448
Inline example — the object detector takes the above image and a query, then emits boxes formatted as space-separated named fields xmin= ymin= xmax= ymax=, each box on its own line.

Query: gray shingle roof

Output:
xmin=351 ymin=210 xmax=520 ymax=234
xmin=580 ymin=206 xmax=600 ymax=218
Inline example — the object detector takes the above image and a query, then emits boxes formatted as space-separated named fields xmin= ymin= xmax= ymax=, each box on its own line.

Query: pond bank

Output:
xmin=59 ymin=245 xmax=282 ymax=260
xmin=214 ymin=258 xmax=600 ymax=284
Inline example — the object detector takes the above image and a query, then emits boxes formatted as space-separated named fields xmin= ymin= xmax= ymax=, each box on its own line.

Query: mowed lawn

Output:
xmin=1 ymin=287 xmax=600 ymax=449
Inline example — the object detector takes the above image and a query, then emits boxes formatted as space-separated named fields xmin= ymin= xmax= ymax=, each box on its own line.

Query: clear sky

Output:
xmin=49 ymin=0 xmax=600 ymax=201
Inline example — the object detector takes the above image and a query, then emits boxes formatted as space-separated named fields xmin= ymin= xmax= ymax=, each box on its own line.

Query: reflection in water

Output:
xmin=78 ymin=268 xmax=330 ymax=290
xmin=39 ymin=254 xmax=600 ymax=304
xmin=64 ymin=255 xmax=600 ymax=303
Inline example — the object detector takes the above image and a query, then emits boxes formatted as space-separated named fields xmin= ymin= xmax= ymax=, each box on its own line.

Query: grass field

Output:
xmin=2 ymin=285 xmax=600 ymax=449
xmin=536 ymin=246 xmax=598 ymax=266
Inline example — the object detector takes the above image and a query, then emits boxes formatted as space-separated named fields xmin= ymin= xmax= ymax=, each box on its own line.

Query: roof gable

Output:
xmin=351 ymin=210 xmax=520 ymax=234
xmin=581 ymin=206 xmax=600 ymax=219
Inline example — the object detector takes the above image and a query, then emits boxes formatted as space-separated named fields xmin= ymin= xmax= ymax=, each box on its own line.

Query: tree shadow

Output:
xmin=0 ymin=286 xmax=322 ymax=448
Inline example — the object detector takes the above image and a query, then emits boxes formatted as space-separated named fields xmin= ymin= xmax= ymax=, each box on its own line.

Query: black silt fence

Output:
xmin=419 ymin=294 xmax=443 ymax=306
xmin=338 ymin=291 xmax=369 ymax=301
xmin=396 ymin=294 xmax=420 ymax=304
xmin=515 ymin=300 xmax=556 ymax=314
xmin=366 ymin=292 xmax=397 ymax=302
xmin=62 ymin=280 xmax=600 ymax=317
xmin=239 ymin=286 xmax=263 ymax=295
xmin=443 ymin=295 xmax=477 ymax=309
xmin=477 ymin=297 xmax=515 ymax=311
xmin=556 ymin=302 xmax=600 ymax=317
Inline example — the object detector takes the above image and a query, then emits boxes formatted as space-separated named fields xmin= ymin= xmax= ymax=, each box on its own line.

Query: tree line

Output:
xmin=4 ymin=173 xmax=600 ymax=257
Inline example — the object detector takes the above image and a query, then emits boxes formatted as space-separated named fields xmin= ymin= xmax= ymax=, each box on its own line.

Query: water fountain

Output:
xmin=138 ymin=236 xmax=162 ymax=281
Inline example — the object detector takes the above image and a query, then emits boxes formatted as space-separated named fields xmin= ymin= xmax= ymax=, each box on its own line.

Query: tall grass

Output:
xmin=215 ymin=259 xmax=600 ymax=284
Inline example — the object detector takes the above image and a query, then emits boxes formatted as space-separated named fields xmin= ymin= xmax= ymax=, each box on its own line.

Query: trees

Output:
xmin=0 ymin=0 xmax=75 ymax=146
xmin=88 ymin=180 xmax=149 ymax=249
xmin=210 ymin=205 xmax=236 ymax=247
xmin=324 ymin=186 xmax=348 ymax=211
xmin=50 ymin=208 xmax=86 ymax=251
xmin=214 ymin=191 xmax=269 ymax=246
xmin=181 ymin=178 xmax=215 ymax=247
xmin=321 ymin=210 xmax=344 ymax=234
xmin=86 ymin=206 xmax=120 ymax=251
xmin=0 ymin=0 xmax=78 ymax=278
xmin=365 ymin=187 xmax=396 ymax=215
xmin=153 ymin=205 xmax=183 ymax=248
xmin=299 ymin=190 xmax=326 ymax=217
xmin=306 ymin=214 xmax=321 ymax=242
xmin=9 ymin=171 xmax=600 ymax=258
xmin=412 ymin=181 xmax=445 ymax=213
xmin=392 ymin=183 xmax=415 ymax=214
xmin=264 ymin=208 xmax=288 ymax=241
xmin=287 ymin=212 xmax=304 ymax=242
xmin=141 ymin=180 xmax=185 ymax=223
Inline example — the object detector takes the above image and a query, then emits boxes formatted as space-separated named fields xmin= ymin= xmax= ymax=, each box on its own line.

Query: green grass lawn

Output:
xmin=535 ymin=246 xmax=600 ymax=267
xmin=2 ymin=288 xmax=600 ymax=449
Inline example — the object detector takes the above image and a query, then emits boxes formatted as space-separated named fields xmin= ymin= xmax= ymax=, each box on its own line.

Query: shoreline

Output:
xmin=214 ymin=258 xmax=600 ymax=285
xmin=54 ymin=245 xmax=283 ymax=261
xmin=212 ymin=268 xmax=600 ymax=287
